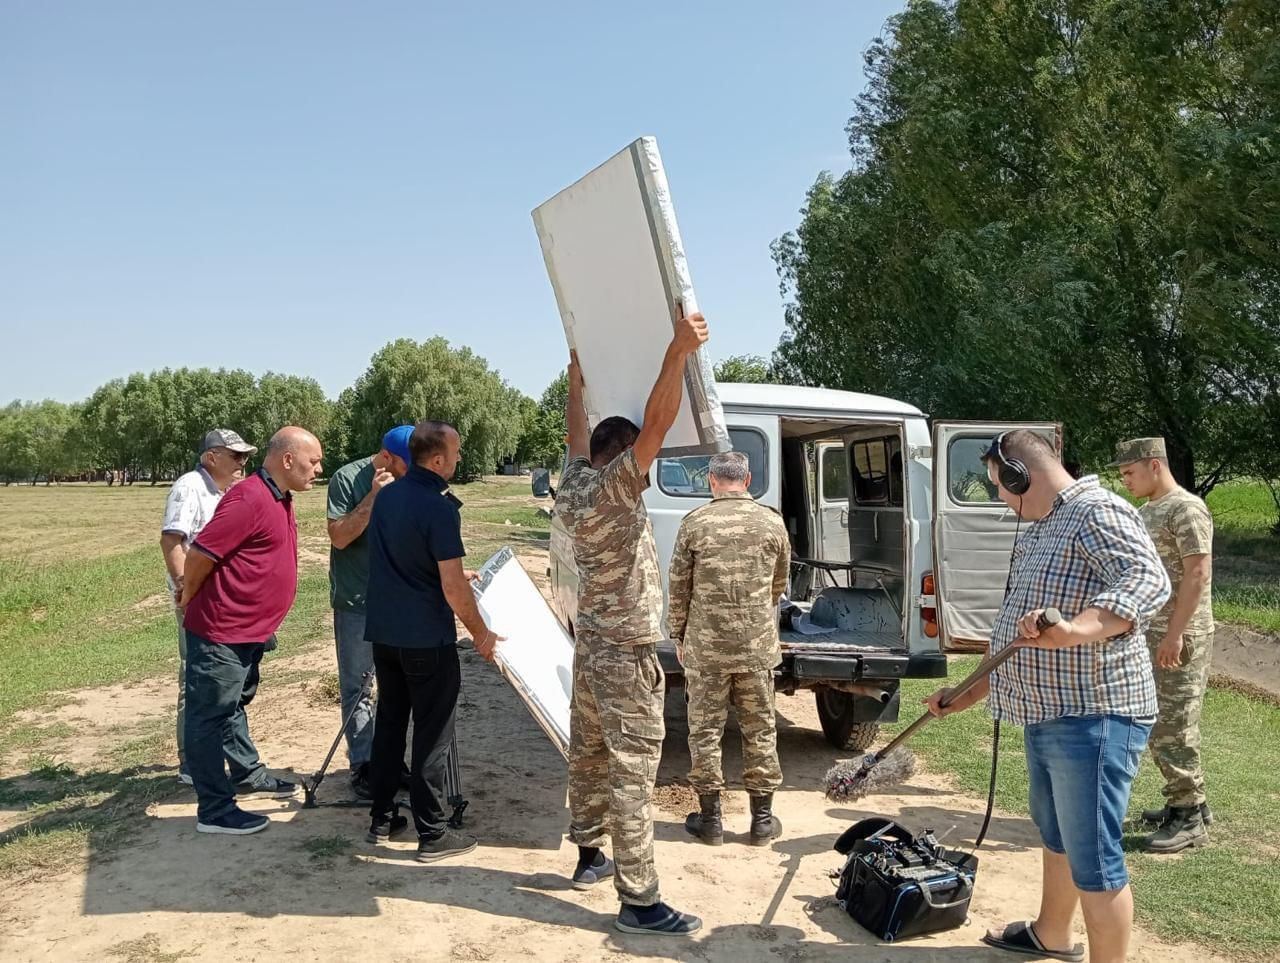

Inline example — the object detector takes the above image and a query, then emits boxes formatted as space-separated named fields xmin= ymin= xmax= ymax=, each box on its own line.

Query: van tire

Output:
xmin=814 ymin=689 xmax=880 ymax=751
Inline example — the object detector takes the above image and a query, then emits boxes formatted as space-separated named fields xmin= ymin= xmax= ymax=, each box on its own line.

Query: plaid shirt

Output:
xmin=989 ymin=476 xmax=1170 ymax=726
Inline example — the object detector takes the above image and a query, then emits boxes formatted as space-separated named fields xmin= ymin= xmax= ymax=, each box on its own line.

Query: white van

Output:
xmin=548 ymin=382 xmax=1056 ymax=750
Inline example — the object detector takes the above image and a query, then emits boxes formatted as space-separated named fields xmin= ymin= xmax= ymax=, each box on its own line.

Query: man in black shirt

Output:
xmin=364 ymin=420 xmax=500 ymax=861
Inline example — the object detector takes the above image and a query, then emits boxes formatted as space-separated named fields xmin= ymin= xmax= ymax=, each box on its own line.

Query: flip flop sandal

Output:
xmin=981 ymin=920 xmax=1085 ymax=962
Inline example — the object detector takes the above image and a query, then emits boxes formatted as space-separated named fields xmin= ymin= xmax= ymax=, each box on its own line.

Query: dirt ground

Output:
xmin=0 ymin=585 xmax=1241 ymax=963
xmin=1212 ymin=624 xmax=1280 ymax=703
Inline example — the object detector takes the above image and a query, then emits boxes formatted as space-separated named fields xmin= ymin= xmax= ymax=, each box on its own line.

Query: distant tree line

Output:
xmin=0 ymin=339 xmax=572 ymax=485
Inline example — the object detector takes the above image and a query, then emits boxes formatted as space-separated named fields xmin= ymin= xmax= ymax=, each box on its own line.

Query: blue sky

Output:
xmin=1 ymin=1 xmax=902 ymax=403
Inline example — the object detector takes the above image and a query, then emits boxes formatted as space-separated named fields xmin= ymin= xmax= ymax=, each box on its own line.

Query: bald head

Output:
xmin=263 ymin=426 xmax=324 ymax=492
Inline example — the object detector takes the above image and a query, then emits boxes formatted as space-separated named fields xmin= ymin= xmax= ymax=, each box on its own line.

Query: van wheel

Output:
xmin=815 ymin=689 xmax=880 ymax=751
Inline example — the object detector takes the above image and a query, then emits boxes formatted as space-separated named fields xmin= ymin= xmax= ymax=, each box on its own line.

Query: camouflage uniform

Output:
xmin=554 ymin=449 xmax=664 ymax=906
xmin=1139 ymin=487 xmax=1214 ymax=809
xmin=667 ymin=491 xmax=791 ymax=794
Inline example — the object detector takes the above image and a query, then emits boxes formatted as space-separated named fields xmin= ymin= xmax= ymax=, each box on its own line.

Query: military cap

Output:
xmin=1109 ymin=437 xmax=1167 ymax=467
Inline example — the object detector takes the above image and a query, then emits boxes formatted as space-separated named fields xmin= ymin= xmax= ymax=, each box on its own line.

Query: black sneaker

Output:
xmin=572 ymin=851 xmax=615 ymax=890
xmin=234 ymin=776 xmax=299 ymax=800
xmin=367 ymin=809 xmax=410 ymax=844
xmin=415 ymin=830 xmax=478 ymax=863
xmin=197 ymin=807 xmax=269 ymax=836
xmin=615 ymin=902 xmax=702 ymax=936
xmin=351 ymin=764 xmax=374 ymax=802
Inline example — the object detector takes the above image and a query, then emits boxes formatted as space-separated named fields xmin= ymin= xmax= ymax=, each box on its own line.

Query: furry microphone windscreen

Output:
xmin=824 ymin=748 xmax=917 ymax=802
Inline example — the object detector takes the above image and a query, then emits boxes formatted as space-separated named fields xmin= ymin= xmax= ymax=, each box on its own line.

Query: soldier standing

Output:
xmin=555 ymin=311 xmax=708 ymax=937
xmin=667 ymin=451 xmax=790 ymax=847
xmin=1115 ymin=437 xmax=1214 ymax=853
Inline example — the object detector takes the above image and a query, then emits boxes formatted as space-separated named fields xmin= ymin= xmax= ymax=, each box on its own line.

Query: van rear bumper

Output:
xmin=655 ymin=643 xmax=948 ymax=684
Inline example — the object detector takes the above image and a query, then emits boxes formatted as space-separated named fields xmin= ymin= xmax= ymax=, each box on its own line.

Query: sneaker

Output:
xmin=572 ymin=851 xmax=615 ymax=890
xmin=1142 ymin=802 xmax=1213 ymax=826
xmin=615 ymin=902 xmax=703 ymax=936
xmin=234 ymin=776 xmax=299 ymax=800
xmin=351 ymin=764 xmax=374 ymax=802
xmin=415 ymin=829 xmax=478 ymax=863
xmin=197 ymin=808 xmax=270 ymax=836
xmin=367 ymin=809 xmax=410 ymax=844
xmin=178 ymin=769 xmax=194 ymax=786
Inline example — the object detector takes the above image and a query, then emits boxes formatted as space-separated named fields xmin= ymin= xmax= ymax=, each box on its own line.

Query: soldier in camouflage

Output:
xmin=553 ymin=311 xmax=709 ymax=938
xmin=667 ymin=450 xmax=790 ymax=847
xmin=1115 ymin=437 xmax=1214 ymax=853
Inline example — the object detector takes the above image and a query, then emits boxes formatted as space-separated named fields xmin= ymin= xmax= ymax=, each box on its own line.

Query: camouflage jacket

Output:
xmin=554 ymin=450 xmax=663 ymax=645
xmin=667 ymin=490 xmax=791 ymax=672
xmin=1139 ymin=488 xmax=1214 ymax=634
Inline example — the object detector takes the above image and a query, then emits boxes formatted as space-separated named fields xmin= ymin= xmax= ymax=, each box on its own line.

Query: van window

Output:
xmin=821 ymin=447 xmax=849 ymax=503
xmin=851 ymin=439 xmax=890 ymax=504
xmin=948 ymin=437 xmax=1000 ymax=503
xmin=658 ymin=427 xmax=768 ymax=498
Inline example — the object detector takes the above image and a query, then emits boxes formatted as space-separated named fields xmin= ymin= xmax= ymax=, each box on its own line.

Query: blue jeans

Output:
xmin=1025 ymin=714 xmax=1152 ymax=892
xmin=183 ymin=631 xmax=270 ymax=822
xmin=334 ymin=609 xmax=375 ymax=767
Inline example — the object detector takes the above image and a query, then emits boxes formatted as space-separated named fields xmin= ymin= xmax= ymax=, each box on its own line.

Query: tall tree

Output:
xmin=773 ymin=0 xmax=1280 ymax=494
xmin=345 ymin=338 xmax=524 ymax=480
xmin=714 ymin=355 xmax=778 ymax=384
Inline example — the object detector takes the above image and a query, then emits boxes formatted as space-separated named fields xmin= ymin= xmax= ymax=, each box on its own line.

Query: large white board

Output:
xmin=472 ymin=547 xmax=572 ymax=760
xmin=532 ymin=136 xmax=730 ymax=457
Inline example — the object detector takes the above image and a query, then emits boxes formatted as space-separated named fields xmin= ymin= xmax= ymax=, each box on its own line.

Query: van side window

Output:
xmin=948 ymin=437 xmax=1000 ymax=503
xmin=657 ymin=427 xmax=768 ymax=498
xmin=820 ymin=447 xmax=848 ymax=502
xmin=850 ymin=439 xmax=890 ymax=505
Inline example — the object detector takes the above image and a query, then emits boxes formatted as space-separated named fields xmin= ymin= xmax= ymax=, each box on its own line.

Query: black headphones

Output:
xmin=987 ymin=431 xmax=1031 ymax=496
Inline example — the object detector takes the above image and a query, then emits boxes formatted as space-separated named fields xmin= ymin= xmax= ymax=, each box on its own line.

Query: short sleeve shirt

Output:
xmin=161 ymin=466 xmax=223 ymax=590
xmin=327 ymin=456 xmax=374 ymax=612
xmin=1139 ymin=489 xmax=1214 ymax=634
xmin=554 ymin=450 xmax=662 ymax=645
xmin=364 ymin=465 xmax=466 ymax=649
xmin=184 ymin=471 xmax=299 ymax=644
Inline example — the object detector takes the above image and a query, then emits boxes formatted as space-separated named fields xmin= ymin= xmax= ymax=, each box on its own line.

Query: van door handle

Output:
xmin=840 ymin=509 xmax=848 ymax=527
xmin=873 ymin=513 xmax=880 ymax=541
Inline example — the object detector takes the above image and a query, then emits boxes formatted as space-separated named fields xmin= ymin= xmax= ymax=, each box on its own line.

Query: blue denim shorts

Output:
xmin=1024 ymin=714 xmax=1152 ymax=892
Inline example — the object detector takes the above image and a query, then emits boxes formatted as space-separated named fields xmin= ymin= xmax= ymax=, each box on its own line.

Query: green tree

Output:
xmin=345 ymin=338 xmax=523 ymax=481
xmin=773 ymin=0 xmax=1280 ymax=495
xmin=513 ymin=371 xmax=569 ymax=470
xmin=714 ymin=355 xmax=778 ymax=384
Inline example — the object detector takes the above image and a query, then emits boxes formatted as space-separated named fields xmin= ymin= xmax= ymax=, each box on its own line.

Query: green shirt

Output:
xmin=327 ymin=456 xmax=374 ymax=611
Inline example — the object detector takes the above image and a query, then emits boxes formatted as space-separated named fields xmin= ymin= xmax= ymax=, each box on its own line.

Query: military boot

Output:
xmin=1142 ymin=801 xmax=1213 ymax=826
xmin=1143 ymin=806 xmax=1209 ymax=854
xmin=748 ymin=793 xmax=782 ymax=846
xmin=684 ymin=793 xmax=723 ymax=846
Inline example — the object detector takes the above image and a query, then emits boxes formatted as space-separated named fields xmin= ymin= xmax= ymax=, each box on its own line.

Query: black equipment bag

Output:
xmin=833 ymin=817 xmax=978 ymax=942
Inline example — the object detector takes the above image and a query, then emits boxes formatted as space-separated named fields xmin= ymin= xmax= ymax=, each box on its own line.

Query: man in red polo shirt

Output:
xmin=179 ymin=426 xmax=324 ymax=835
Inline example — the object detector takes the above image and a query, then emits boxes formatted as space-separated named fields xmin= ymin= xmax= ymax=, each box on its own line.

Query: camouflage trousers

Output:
xmin=1147 ymin=629 xmax=1214 ymax=807
xmin=685 ymin=666 xmax=782 ymax=795
xmin=567 ymin=635 xmax=665 ymax=906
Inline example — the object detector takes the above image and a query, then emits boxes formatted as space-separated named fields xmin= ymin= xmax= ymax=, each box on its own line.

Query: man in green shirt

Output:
xmin=327 ymin=425 xmax=413 ymax=799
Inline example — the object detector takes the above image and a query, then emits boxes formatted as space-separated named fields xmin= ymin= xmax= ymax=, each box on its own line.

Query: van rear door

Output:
xmin=930 ymin=422 xmax=1061 ymax=648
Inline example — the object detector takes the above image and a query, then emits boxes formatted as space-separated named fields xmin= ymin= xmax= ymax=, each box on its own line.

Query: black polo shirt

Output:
xmin=364 ymin=465 xmax=466 ymax=649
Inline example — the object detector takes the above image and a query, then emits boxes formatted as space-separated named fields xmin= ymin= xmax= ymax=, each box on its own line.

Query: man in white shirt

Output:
xmin=161 ymin=428 xmax=257 ymax=783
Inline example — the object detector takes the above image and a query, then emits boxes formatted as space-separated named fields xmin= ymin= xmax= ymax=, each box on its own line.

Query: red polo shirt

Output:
xmin=184 ymin=470 xmax=298 ymax=644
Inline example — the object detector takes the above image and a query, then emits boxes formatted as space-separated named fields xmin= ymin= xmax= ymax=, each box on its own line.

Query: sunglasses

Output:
xmin=220 ymin=449 xmax=251 ymax=464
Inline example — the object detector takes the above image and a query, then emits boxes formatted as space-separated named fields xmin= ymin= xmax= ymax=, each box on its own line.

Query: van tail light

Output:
xmin=921 ymin=572 xmax=938 ymax=638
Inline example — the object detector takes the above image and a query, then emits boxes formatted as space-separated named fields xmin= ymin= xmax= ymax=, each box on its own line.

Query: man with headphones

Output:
xmin=926 ymin=430 xmax=1170 ymax=963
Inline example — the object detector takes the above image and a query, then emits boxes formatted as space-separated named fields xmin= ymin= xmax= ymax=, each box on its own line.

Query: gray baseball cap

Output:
xmin=201 ymin=428 xmax=258 ymax=455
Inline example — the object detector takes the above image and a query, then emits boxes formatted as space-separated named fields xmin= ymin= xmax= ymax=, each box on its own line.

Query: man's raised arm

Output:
xmin=631 ymin=311 xmax=709 ymax=475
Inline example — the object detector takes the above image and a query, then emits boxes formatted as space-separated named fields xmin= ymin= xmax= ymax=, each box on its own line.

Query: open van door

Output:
xmin=931 ymin=422 xmax=1062 ymax=649
xmin=815 ymin=441 xmax=850 ymax=569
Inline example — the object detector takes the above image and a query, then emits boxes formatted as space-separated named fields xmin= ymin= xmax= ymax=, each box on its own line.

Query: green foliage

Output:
xmin=773 ymin=0 xmax=1280 ymax=501
xmin=343 ymin=337 xmax=525 ymax=480
xmin=714 ymin=354 xmax=779 ymax=384
xmin=515 ymin=371 xmax=568 ymax=470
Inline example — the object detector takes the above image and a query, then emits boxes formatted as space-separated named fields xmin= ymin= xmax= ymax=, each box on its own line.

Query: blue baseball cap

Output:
xmin=381 ymin=425 xmax=414 ymax=463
